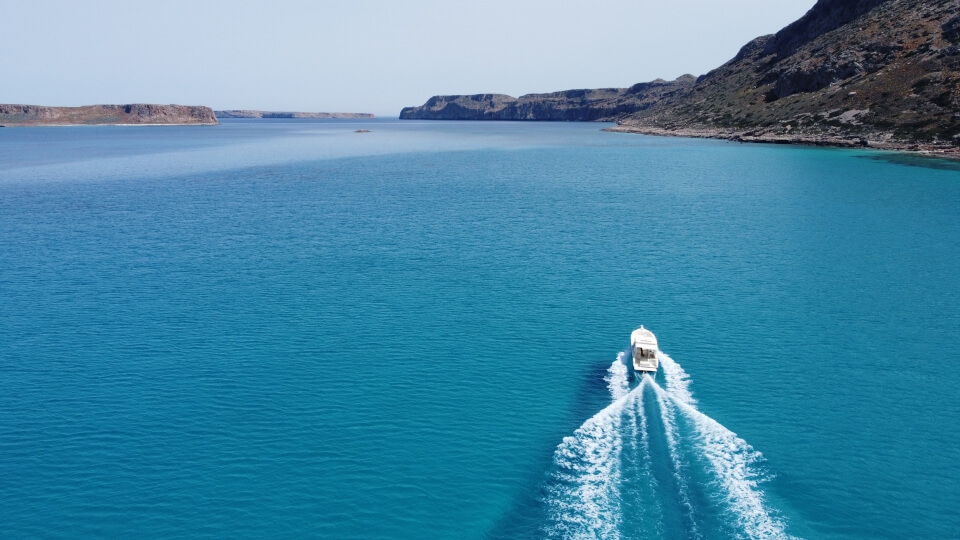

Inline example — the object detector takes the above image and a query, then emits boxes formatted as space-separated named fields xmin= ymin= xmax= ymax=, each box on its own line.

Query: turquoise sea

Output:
xmin=1 ymin=119 xmax=959 ymax=539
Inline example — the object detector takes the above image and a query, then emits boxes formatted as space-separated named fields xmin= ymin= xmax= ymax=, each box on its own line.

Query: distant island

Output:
xmin=0 ymin=104 xmax=217 ymax=127
xmin=215 ymin=110 xmax=375 ymax=119
xmin=401 ymin=0 xmax=960 ymax=154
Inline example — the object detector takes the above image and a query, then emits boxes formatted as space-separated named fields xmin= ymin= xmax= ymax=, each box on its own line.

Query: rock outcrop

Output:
xmin=401 ymin=0 xmax=960 ymax=152
xmin=0 ymin=104 xmax=218 ymax=126
xmin=215 ymin=110 xmax=375 ymax=119
xmin=399 ymin=77 xmax=696 ymax=121
xmin=614 ymin=0 xmax=960 ymax=150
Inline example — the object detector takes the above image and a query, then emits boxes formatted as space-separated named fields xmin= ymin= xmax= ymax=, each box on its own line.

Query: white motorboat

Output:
xmin=631 ymin=326 xmax=659 ymax=375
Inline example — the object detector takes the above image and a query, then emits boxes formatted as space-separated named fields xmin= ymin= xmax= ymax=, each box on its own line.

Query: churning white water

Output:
xmin=544 ymin=351 xmax=791 ymax=539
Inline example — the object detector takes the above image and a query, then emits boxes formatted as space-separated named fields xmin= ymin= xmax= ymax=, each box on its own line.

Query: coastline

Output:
xmin=0 ymin=104 xmax=218 ymax=127
xmin=603 ymin=124 xmax=960 ymax=160
xmin=0 ymin=123 xmax=218 ymax=128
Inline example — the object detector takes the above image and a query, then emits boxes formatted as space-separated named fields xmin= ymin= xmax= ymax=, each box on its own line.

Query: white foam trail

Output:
xmin=655 ymin=353 xmax=789 ymax=539
xmin=634 ymin=380 xmax=654 ymax=489
xmin=545 ymin=357 xmax=640 ymax=540
xmin=659 ymin=352 xmax=695 ymax=406
xmin=655 ymin=382 xmax=702 ymax=539
xmin=606 ymin=352 xmax=630 ymax=401
xmin=627 ymin=377 xmax=662 ymax=534
xmin=545 ymin=391 xmax=632 ymax=539
xmin=635 ymin=381 xmax=651 ymax=457
xmin=547 ymin=351 xmax=789 ymax=539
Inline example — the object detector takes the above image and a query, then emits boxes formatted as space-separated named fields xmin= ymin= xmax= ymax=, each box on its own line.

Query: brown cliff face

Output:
xmin=402 ymin=0 xmax=960 ymax=151
xmin=762 ymin=0 xmax=889 ymax=59
xmin=616 ymin=0 xmax=960 ymax=148
xmin=399 ymin=77 xmax=696 ymax=121
xmin=0 ymin=104 xmax=218 ymax=126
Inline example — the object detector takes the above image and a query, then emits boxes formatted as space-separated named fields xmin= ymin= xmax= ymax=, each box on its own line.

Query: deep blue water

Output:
xmin=1 ymin=119 xmax=959 ymax=538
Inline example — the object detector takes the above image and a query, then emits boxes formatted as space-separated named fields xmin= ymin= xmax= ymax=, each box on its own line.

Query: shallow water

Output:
xmin=1 ymin=119 xmax=959 ymax=538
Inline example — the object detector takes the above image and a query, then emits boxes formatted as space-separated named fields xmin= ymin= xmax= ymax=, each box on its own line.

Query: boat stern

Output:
xmin=632 ymin=352 xmax=659 ymax=373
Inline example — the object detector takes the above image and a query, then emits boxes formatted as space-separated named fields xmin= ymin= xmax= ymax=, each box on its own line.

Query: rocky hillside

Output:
xmin=0 ymin=104 xmax=217 ymax=126
xmin=614 ymin=0 xmax=960 ymax=149
xmin=399 ymin=77 xmax=695 ymax=121
xmin=216 ymin=110 xmax=375 ymax=119
xmin=402 ymin=0 xmax=960 ymax=151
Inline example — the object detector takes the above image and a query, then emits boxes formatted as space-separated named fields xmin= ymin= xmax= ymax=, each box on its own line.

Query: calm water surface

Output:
xmin=1 ymin=119 xmax=958 ymax=538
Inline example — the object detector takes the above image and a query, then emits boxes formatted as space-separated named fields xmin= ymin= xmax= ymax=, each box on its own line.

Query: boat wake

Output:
xmin=543 ymin=352 xmax=790 ymax=539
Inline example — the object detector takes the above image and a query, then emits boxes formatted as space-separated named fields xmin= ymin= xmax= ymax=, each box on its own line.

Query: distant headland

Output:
xmin=400 ymin=0 xmax=960 ymax=155
xmin=0 ymin=104 xmax=217 ymax=127
xmin=215 ymin=110 xmax=375 ymax=119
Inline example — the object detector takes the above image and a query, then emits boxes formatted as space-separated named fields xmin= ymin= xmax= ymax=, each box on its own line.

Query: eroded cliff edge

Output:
xmin=401 ymin=0 xmax=960 ymax=153
xmin=399 ymin=79 xmax=695 ymax=122
xmin=0 ymin=104 xmax=218 ymax=126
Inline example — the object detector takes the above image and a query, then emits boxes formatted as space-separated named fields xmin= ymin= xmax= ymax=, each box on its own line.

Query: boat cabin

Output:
xmin=631 ymin=326 xmax=659 ymax=373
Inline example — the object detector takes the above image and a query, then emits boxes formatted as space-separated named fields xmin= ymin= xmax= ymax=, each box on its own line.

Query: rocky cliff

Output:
xmin=613 ymin=0 xmax=960 ymax=149
xmin=215 ymin=110 xmax=375 ymax=119
xmin=0 ymin=104 xmax=218 ymax=126
xmin=399 ymin=77 xmax=696 ymax=121
xmin=401 ymin=0 xmax=960 ymax=151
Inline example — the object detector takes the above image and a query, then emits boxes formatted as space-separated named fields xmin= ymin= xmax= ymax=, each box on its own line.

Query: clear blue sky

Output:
xmin=1 ymin=0 xmax=815 ymax=116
